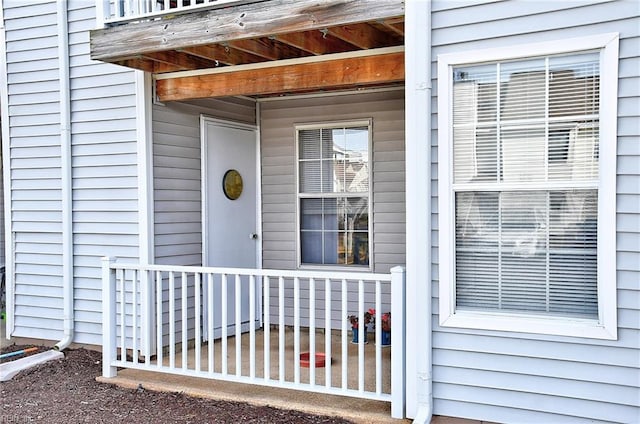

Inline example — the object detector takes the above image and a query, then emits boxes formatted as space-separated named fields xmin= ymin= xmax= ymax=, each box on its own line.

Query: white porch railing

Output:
xmin=101 ymin=258 xmax=406 ymax=418
xmin=97 ymin=0 xmax=252 ymax=26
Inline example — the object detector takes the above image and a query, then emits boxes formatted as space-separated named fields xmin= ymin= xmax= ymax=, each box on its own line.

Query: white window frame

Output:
xmin=295 ymin=119 xmax=374 ymax=271
xmin=437 ymin=33 xmax=619 ymax=340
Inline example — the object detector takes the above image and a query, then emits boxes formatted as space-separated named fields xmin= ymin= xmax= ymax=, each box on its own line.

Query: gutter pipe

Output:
xmin=405 ymin=0 xmax=433 ymax=422
xmin=54 ymin=0 xmax=74 ymax=351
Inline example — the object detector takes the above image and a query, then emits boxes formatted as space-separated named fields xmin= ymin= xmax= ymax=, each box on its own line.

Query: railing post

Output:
xmin=102 ymin=257 xmax=117 ymax=378
xmin=390 ymin=266 xmax=406 ymax=419
xmin=95 ymin=0 xmax=111 ymax=28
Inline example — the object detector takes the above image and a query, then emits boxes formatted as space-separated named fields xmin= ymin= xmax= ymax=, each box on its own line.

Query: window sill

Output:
xmin=298 ymin=264 xmax=373 ymax=273
xmin=439 ymin=310 xmax=617 ymax=340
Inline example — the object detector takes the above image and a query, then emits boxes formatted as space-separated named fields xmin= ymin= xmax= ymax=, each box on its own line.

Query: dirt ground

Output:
xmin=1 ymin=345 xmax=354 ymax=423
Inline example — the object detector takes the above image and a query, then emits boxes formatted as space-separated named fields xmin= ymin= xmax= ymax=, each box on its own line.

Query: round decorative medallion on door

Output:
xmin=222 ymin=169 xmax=243 ymax=200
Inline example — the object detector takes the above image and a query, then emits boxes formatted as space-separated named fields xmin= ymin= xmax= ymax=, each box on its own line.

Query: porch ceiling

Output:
xmin=90 ymin=0 xmax=405 ymax=101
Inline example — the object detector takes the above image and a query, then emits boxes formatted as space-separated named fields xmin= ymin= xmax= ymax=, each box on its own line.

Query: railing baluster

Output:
xmin=169 ymin=271 xmax=175 ymax=369
xmin=156 ymin=270 xmax=163 ymax=368
xmin=294 ymin=276 xmax=300 ymax=384
xmin=235 ymin=274 xmax=241 ymax=377
xmin=207 ymin=273 xmax=214 ymax=375
xmin=263 ymin=276 xmax=270 ymax=381
xmin=119 ymin=269 xmax=125 ymax=363
xmin=132 ymin=269 xmax=138 ymax=364
xmin=278 ymin=276 xmax=285 ymax=383
xmin=221 ymin=274 xmax=228 ymax=375
xmin=358 ymin=279 xmax=364 ymax=393
xmin=142 ymin=268 xmax=151 ymax=367
xmin=181 ymin=271 xmax=188 ymax=370
xmin=375 ymin=279 xmax=382 ymax=395
xmin=309 ymin=277 xmax=316 ymax=387
xmin=195 ymin=272 xmax=201 ymax=373
xmin=324 ymin=278 xmax=331 ymax=389
xmin=249 ymin=274 xmax=256 ymax=379
xmin=341 ymin=279 xmax=348 ymax=390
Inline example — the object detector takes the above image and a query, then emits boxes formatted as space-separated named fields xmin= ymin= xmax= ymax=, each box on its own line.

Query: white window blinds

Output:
xmin=452 ymin=52 xmax=600 ymax=318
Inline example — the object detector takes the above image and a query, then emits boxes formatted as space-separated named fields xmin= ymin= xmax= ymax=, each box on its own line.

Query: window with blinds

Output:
xmin=452 ymin=52 xmax=600 ymax=318
xmin=297 ymin=121 xmax=371 ymax=267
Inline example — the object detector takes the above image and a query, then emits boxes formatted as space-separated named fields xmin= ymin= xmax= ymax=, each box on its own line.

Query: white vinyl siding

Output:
xmin=152 ymin=98 xmax=256 ymax=266
xmin=430 ymin=1 xmax=640 ymax=422
xmin=261 ymin=90 xmax=405 ymax=327
xmin=152 ymin=98 xmax=255 ymax=344
xmin=3 ymin=0 xmax=140 ymax=344
xmin=4 ymin=1 xmax=64 ymax=339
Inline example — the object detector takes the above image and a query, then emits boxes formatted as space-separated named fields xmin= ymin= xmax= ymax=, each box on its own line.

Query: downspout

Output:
xmin=405 ymin=0 xmax=432 ymax=422
xmin=54 ymin=0 xmax=73 ymax=351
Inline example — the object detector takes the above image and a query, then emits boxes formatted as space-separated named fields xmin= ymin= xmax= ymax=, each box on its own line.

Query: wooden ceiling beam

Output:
xmin=326 ymin=23 xmax=398 ymax=50
xmin=143 ymin=50 xmax=221 ymax=70
xmin=226 ymin=38 xmax=310 ymax=61
xmin=155 ymin=51 xmax=404 ymax=102
xmin=275 ymin=30 xmax=355 ymax=56
xmin=91 ymin=0 xmax=404 ymax=62
xmin=179 ymin=45 xmax=266 ymax=66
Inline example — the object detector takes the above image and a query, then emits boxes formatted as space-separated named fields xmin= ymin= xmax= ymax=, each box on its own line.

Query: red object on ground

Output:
xmin=299 ymin=352 xmax=326 ymax=368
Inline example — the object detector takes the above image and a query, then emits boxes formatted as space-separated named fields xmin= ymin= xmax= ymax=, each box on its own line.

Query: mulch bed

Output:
xmin=1 ymin=346 xmax=354 ymax=423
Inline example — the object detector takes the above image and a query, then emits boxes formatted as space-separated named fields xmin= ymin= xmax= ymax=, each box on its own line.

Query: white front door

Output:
xmin=202 ymin=117 xmax=260 ymax=339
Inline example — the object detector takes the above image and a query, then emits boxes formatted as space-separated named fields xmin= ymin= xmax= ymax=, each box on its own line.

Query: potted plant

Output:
xmin=368 ymin=309 xmax=391 ymax=346
xmin=347 ymin=310 xmax=373 ymax=344
xmin=379 ymin=312 xmax=391 ymax=346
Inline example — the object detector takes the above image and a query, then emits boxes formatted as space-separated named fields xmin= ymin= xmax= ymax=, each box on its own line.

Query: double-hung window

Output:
xmin=438 ymin=34 xmax=619 ymax=339
xmin=296 ymin=120 xmax=372 ymax=268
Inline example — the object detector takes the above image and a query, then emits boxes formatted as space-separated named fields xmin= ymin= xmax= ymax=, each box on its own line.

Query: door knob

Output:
xmin=249 ymin=233 xmax=258 ymax=240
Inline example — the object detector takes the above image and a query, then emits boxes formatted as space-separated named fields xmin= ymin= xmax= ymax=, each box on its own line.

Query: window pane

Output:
xmin=500 ymin=58 xmax=546 ymax=121
xmin=300 ymin=198 xmax=323 ymax=230
xmin=299 ymin=161 xmax=321 ymax=192
xmin=299 ymin=129 xmax=320 ymax=159
xmin=453 ymin=64 xmax=497 ymax=124
xmin=455 ymin=192 xmax=500 ymax=310
xmin=548 ymin=122 xmax=599 ymax=181
xmin=549 ymin=53 xmax=599 ymax=118
xmin=301 ymin=231 xmax=322 ymax=264
xmin=454 ymin=126 xmax=498 ymax=183
xmin=346 ymin=197 xmax=368 ymax=231
xmin=549 ymin=189 xmax=597 ymax=317
xmin=501 ymin=126 xmax=546 ymax=182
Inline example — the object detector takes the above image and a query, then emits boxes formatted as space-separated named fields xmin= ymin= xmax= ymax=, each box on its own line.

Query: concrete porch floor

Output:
xmin=97 ymin=327 xmax=487 ymax=424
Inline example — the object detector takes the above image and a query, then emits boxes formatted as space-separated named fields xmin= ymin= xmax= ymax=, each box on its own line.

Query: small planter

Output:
xmin=300 ymin=352 xmax=326 ymax=368
xmin=351 ymin=328 xmax=368 ymax=344
xmin=380 ymin=330 xmax=391 ymax=347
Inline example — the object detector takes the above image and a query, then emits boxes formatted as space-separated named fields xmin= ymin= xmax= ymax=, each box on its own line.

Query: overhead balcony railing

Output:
xmin=97 ymin=0 xmax=252 ymax=26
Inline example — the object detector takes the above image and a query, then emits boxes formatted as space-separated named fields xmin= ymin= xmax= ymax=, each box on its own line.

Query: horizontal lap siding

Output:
xmin=260 ymin=90 xmax=405 ymax=328
xmin=5 ymin=0 xmax=141 ymax=343
xmin=152 ymin=98 xmax=256 ymax=266
xmin=4 ymin=1 xmax=64 ymax=338
xmin=68 ymin=1 xmax=139 ymax=344
xmin=430 ymin=1 xmax=640 ymax=422
xmin=152 ymin=98 xmax=255 ymax=343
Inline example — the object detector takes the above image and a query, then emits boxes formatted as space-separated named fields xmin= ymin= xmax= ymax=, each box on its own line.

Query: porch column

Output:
xmin=101 ymin=256 xmax=117 ymax=377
